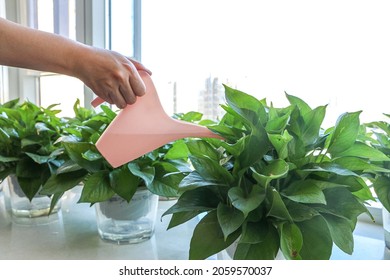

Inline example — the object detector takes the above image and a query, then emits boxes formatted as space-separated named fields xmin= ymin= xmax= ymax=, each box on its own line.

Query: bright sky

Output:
xmin=142 ymin=0 xmax=390 ymax=126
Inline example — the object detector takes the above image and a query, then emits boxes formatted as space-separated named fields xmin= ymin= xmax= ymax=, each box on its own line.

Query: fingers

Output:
xmin=128 ymin=58 xmax=152 ymax=76
xmin=81 ymin=49 xmax=151 ymax=109
xmin=103 ymin=69 xmax=146 ymax=109
xmin=109 ymin=90 xmax=127 ymax=109
xmin=124 ymin=63 xmax=147 ymax=97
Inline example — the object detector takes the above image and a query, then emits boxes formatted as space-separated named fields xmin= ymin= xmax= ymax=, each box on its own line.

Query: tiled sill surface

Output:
xmin=0 ymin=188 xmax=389 ymax=260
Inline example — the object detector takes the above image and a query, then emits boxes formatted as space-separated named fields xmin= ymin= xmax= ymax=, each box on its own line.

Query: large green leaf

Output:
xmin=224 ymin=85 xmax=267 ymax=127
xmin=55 ymin=160 xmax=84 ymax=174
xmin=100 ymin=105 xmax=117 ymax=121
xmin=286 ymin=201 xmax=319 ymax=222
xmin=128 ymin=162 xmax=154 ymax=186
xmin=41 ymin=169 xmax=87 ymax=195
xmin=0 ymin=168 xmax=13 ymax=182
xmin=322 ymin=213 xmax=354 ymax=255
xmin=63 ymin=142 xmax=102 ymax=172
xmin=327 ymin=111 xmax=361 ymax=156
xmin=373 ymin=175 xmax=390 ymax=212
xmin=186 ymin=139 xmax=220 ymax=161
xmin=234 ymin=223 xmax=279 ymax=260
xmin=147 ymin=162 xmax=182 ymax=197
xmin=189 ymin=155 xmax=233 ymax=185
xmin=16 ymin=157 xmax=43 ymax=178
xmin=334 ymin=157 xmax=390 ymax=173
xmin=164 ymin=140 xmax=189 ymax=160
xmin=319 ymin=187 xmax=368 ymax=222
xmin=189 ymin=210 xmax=241 ymax=260
xmin=303 ymin=163 xmax=357 ymax=177
xmin=217 ymin=203 xmax=245 ymax=240
xmin=235 ymin=132 xmax=270 ymax=172
xmin=179 ymin=111 xmax=203 ymax=122
xmin=280 ymin=222 xmax=303 ymax=260
xmin=109 ymin=167 xmax=140 ymax=202
xmin=265 ymin=106 xmax=291 ymax=133
xmin=301 ymin=105 xmax=327 ymax=146
xmin=163 ymin=187 xmax=220 ymax=216
xmin=251 ymin=159 xmax=289 ymax=187
xmin=167 ymin=211 xmax=203 ymax=230
xmin=336 ymin=142 xmax=390 ymax=161
xmin=239 ymin=220 xmax=269 ymax=244
xmin=25 ymin=152 xmax=50 ymax=164
xmin=0 ymin=98 xmax=19 ymax=108
xmin=78 ymin=171 xmax=114 ymax=203
xmin=228 ymin=185 xmax=265 ymax=217
xmin=17 ymin=176 xmax=42 ymax=201
xmin=286 ymin=93 xmax=312 ymax=116
xmin=296 ymin=215 xmax=332 ymax=259
xmin=282 ymin=180 xmax=326 ymax=204
xmin=267 ymin=189 xmax=293 ymax=222
xmin=82 ymin=149 xmax=102 ymax=161
xmin=268 ymin=130 xmax=293 ymax=160
xmin=179 ymin=171 xmax=225 ymax=190
xmin=0 ymin=155 xmax=19 ymax=163
xmin=327 ymin=175 xmax=368 ymax=192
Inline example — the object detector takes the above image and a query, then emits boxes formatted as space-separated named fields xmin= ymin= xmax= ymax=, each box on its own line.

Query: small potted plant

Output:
xmin=0 ymin=98 xmax=65 ymax=221
xmin=362 ymin=116 xmax=390 ymax=249
xmin=164 ymin=85 xmax=386 ymax=260
xmin=41 ymin=102 xmax=191 ymax=243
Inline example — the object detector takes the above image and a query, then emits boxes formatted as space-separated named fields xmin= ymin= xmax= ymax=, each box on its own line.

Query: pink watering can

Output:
xmin=91 ymin=70 xmax=222 ymax=168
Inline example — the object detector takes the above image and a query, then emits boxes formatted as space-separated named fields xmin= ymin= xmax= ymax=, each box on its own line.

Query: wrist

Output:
xmin=66 ymin=43 xmax=95 ymax=79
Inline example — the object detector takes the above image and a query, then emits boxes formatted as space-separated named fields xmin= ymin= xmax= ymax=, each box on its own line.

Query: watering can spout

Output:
xmin=92 ymin=70 xmax=222 ymax=168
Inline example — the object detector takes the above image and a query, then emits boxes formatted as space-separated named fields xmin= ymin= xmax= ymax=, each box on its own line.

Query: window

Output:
xmin=5 ymin=0 xmax=139 ymax=116
xmin=108 ymin=0 xmax=137 ymax=58
xmin=33 ymin=0 xmax=83 ymax=116
xmin=142 ymin=0 xmax=390 ymax=126
xmin=141 ymin=1 xmax=390 ymax=223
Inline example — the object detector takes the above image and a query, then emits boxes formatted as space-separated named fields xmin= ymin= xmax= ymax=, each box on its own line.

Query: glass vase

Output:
xmin=94 ymin=187 xmax=158 ymax=244
xmin=383 ymin=207 xmax=390 ymax=250
xmin=7 ymin=175 xmax=61 ymax=224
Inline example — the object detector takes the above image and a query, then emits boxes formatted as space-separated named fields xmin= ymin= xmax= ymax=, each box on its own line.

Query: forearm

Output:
xmin=0 ymin=17 xmax=150 ymax=109
xmin=0 ymin=17 xmax=83 ymax=75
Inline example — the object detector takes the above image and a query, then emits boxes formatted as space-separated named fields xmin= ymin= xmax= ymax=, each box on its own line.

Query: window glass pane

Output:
xmin=37 ymin=0 xmax=54 ymax=33
xmin=35 ymin=0 xmax=82 ymax=115
xmin=142 ymin=0 xmax=390 ymax=125
xmin=39 ymin=75 xmax=84 ymax=117
xmin=68 ymin=0 xmax=76 ymax=40
xmin=109 ymin=0 xmax=134 ymax=57
xmin=36 ymin=0 xmax=76 ymax=39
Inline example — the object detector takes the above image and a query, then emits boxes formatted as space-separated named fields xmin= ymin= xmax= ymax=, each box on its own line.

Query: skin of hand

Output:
xmin=0 ymin=17 xmax=151 ymax=108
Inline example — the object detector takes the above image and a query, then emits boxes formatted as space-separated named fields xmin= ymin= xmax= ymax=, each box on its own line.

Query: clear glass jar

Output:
xmin=383 ymin=207 xmax=390 ymax=250
xmin=95 ymin=187 xmax=158 ymax=244
xmin=7 ymin=175 xmax=61 ymax=224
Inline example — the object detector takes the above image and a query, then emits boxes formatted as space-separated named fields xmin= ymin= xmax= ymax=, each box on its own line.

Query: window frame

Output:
xmin=0 ymin=0 xmax=7 ymax=103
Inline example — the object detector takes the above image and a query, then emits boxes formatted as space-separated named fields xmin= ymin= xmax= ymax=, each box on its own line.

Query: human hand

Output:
xmin=73 ymin=47 xmax=152 ymax=109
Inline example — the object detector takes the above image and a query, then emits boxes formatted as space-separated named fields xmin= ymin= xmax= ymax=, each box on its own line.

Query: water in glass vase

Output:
xmin=94 ymin=188 xmax=158 ymax=244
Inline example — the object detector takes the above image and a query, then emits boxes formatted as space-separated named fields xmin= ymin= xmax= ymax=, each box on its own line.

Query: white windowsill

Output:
xmin=0 ymin=187 xmax=389 ymax=260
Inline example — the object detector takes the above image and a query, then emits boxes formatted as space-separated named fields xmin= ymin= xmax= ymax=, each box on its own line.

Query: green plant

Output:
xmin=41 ymin=103 xmax=193 ymax=206
xmin=363 ymin=115 xmax=390 ymax=212
xmin=164 ymin=86 xmax=388 ymax=260
xmin=0 ymin=99 xmax=66 ymax=201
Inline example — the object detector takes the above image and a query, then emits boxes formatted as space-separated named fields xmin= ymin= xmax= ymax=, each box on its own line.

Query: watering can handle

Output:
xmin=91 ymin=97 xmax=105 ymax=107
